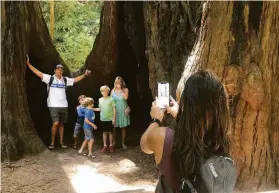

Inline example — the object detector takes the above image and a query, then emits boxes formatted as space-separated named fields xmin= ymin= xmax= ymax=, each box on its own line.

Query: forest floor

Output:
xmin=2 ymin=133 xmax=278 ymax=193
xmin=1 ymin=133 xmax=158 ymax=193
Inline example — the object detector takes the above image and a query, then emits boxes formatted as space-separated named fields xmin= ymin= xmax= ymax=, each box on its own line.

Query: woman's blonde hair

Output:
xmin=82 ymin=97 xmax=94 ymax=107
xmin=114 ymin=76 xmax=126 ymax=90
xmin=100 ymin=85 xmax=110 ymax=92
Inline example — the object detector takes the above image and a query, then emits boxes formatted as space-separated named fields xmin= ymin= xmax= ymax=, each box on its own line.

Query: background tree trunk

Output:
xmin=75 ymin=2 xmax=118 ymax=97
xmin=49 ymin=0 xmax=54 ymax=40
xmin=176 ymin=2 xmax=279 ymax=191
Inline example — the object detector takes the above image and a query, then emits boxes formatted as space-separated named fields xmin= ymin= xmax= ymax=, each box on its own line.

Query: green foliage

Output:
xmin=40 ymin=1 xmax=102 ymax=71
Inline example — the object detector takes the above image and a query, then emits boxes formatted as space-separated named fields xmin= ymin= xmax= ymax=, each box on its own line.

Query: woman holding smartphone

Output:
xmin=140 ymin=71 xmax=233 ymax=192
xmin=111 ymin=76 xmax=130 ymax=149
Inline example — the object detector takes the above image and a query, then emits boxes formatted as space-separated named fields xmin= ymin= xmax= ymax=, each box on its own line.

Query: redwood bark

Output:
xmin=1 ymin=1 xmax=64 ymax=160
xmin=143 ymin=1 xmax=202 ymax=124
xmin=143 ymin=1 xmax=202 ymax=97
xmin=176 ymin=2 xmax=279 ymax=191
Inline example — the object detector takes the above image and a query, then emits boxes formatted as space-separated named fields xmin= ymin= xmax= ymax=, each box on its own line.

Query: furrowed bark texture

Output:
xmin=176 ymin=2 xmax=279 ymax=190
xmin=1 ymin=1 xmax=68 ymax=160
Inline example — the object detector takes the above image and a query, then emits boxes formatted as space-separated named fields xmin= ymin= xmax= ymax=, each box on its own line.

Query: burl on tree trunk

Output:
xmin=176 ymin=2 xmax=279 ymax=191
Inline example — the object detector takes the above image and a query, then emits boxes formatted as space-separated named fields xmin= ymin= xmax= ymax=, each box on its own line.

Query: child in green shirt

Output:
xmin=94 ymin=85 xmax=116 ymax=153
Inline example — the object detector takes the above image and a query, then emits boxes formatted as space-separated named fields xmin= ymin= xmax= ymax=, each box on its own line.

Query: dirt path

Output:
xmin=2 ymin=143 xmax=277 ymax=193
xmin=1 ymin=145 xmax=158 ymax=193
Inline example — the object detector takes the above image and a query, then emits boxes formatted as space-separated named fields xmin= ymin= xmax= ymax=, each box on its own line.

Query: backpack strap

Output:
xmin=47 ymin=76 xmax=67 ymax=97
xmin=47 ymin=76 xmax=55 ymax=96
xmin=181 ymin=179 xmax=197 ymax=193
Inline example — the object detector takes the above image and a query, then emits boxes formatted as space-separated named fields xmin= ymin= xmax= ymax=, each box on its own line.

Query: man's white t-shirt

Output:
xmin=42 ymin=74 xmax=74 ymax=107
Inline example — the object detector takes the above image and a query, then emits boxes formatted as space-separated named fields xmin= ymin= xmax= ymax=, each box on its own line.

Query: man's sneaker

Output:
xmin=101 ymin=146 xmax=109 ymax=153
xmin=48 ymin=144 xmax=55 ymax=149
xmin=122 ymin=143 xmax=127 ymax=149
xmin=60 ymin=143 xmax=67 ymax=148
xmin=109 ymin=145 xmax=114 ymax=153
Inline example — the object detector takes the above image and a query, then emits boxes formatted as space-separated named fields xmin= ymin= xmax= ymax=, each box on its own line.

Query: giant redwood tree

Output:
xmin=175 ymin=1 xmax=279 ymax=191
xmin=1 ymin=1 xmax=278 ymax=192
xmin=142 ymin=1 xmax=278 ymax=191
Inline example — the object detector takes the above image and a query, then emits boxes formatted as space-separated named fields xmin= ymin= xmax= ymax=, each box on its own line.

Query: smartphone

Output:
xmin=157 ymin=82 xmax=170 ymax=108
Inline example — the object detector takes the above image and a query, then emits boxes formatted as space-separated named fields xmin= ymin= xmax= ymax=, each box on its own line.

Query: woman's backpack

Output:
xmin=180 ymin=156 xmax=237 ymax=193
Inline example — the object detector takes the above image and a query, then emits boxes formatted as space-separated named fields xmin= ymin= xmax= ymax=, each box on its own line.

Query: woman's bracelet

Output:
xmin=150 ymin=118 xmax=161 ymax=126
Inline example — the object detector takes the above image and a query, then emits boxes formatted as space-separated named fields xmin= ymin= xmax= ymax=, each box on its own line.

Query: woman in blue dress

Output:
xmin=111 ymin=76 xmax=130 ymax=149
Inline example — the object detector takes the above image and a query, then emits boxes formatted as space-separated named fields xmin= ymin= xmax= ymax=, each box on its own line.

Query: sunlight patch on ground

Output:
xmin=71 ymin=165 xmax=124 ymax=193
xmin=60 ymin=159 xmax=155 ymax=193
xmin=116 ymin=158 xmax=139 ymax=173
xmin=256 ymin=191 xmax=279 ymax=193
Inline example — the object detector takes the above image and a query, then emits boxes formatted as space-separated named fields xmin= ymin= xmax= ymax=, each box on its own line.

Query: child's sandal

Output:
xmin=88 ymin=154 xmax=96 ymax=159
xmin=77 ymin=151 xmax=87 ymax=156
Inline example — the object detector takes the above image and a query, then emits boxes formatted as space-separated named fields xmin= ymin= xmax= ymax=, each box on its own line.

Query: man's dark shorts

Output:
xmin=49 ymin=107 xmax=68 ymax=123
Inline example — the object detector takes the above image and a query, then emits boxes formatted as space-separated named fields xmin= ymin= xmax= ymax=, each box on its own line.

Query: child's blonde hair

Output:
xmin=100 ymin=85 xmax=110 ymax=92
xmin=82 ymin=97 xmax=94 ymax=107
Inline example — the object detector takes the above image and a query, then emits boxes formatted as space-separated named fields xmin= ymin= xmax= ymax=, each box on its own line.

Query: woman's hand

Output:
xmin=124 ymin=106 xmax=131 ymax=116
xmin=165 ymin=96 xmax=179 ymax=119
xmin=122 ymin=88 xmax=129 ymax=100
xmin=150 ymin=100 xmax=165 ymax=122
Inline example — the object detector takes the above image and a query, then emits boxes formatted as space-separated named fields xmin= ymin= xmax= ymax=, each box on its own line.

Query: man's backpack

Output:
xmin=47 ymin=76 xmax=68 ymax=96
xmin=180 ymin=156 xmax=237 ymax=193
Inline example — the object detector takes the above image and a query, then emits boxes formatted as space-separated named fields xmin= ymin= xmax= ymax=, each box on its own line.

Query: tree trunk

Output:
xmin=1 ymin=1 xmax=67 ymax=160
xmin=142 ymin=1 xmax=202 ymax=126
xmin=73 ymin=2 xmax=118 ymax=98
xmin=143 ymin=1 xmax=202 ymax=97
xmin=123 ymin=2 xmax=153 ymax=128
xmin=49 ymin=0 xmax=54 ymax=40
xmin=176 ymin=2 xmax=279 ymax=191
